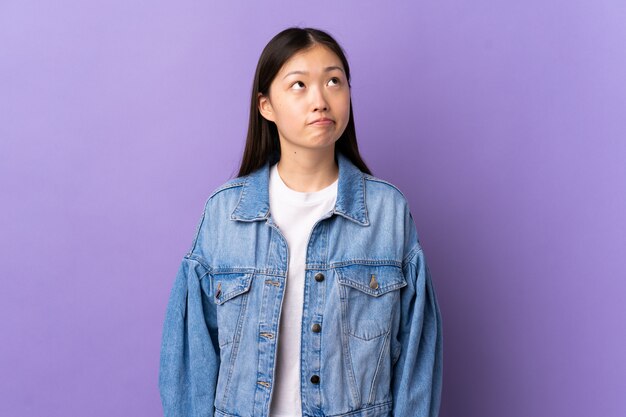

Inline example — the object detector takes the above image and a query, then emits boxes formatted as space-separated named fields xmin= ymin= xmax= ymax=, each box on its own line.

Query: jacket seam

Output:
xmin=210 ymin=180 xmax=246 ymax=198
xmin=363 ymin=175 xmax=410 ymax=203
xmin=187 ymin=181 xmax=245 ymax=256
xmin=367 ymin=330 xmax=391 ymax=404
xmin=230 ymin=176 xmax=248 ymax=220
xmin=184 ymin=253 xmax=211 ymax=271
xmin=331 ymin=259 xmax=403 ymax=268
xmin=326 ymin=400 xmax=393 ymax=417
xmin=402 ymin=245 xmax=423 ymax=267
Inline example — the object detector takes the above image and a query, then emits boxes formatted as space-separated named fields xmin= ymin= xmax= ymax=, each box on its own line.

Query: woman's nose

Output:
xmin=311 ymin=87 xmax=329 ymax=111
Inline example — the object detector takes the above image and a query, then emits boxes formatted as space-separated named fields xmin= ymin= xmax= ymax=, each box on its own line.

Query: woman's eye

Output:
xmin=291 ymin=78 xmax=340 ymax=90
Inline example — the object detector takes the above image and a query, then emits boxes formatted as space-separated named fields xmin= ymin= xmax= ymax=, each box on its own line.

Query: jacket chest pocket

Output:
xmin=213 ymin=272 xmax=253 ymax=348
xmin=336 ymin=264 xmax=407 ymax=341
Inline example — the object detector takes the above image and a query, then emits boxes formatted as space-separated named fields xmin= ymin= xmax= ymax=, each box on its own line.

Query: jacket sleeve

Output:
xmin=391 ymin=246 xmax=443 ymax=417
xmin=159 ymin=255 xmax=220 ymax=417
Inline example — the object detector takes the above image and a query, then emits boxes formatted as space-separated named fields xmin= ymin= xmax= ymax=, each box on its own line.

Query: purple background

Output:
xmin=2 ymin=1 xmax=625 ymax=416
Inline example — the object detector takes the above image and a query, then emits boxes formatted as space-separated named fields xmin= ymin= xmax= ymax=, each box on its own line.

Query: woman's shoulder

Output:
xmin=362 ymin=173 xmax=411 ymax=207
xmin=207 ymin=176 xmax=247 ymax=200
xmin=196 ymin=176 xmax=247 ymax=217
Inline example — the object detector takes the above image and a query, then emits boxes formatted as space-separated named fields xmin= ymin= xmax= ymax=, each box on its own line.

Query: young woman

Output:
xmin=159 ymin=27 xmax=443 ymax=417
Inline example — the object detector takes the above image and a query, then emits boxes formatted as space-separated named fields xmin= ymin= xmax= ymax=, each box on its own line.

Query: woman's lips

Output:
xmin=310 ymin=119 xmax=334 ymax=126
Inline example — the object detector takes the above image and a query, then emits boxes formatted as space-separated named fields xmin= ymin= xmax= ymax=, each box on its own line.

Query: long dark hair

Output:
xmin=236 ymin=27 xmax=372 ymax=177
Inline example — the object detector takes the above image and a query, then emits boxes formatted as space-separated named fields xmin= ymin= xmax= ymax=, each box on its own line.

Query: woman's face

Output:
xmin=258 ymin=44 xmax=351 ymax=154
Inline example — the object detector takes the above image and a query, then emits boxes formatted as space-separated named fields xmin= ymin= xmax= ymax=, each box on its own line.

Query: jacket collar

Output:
xmin=231 ymin=152 xmax=369 ymax=226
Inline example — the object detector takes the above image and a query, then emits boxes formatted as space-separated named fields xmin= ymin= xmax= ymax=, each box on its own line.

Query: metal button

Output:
xmin=314 ymin=273 xmax=325 ymax=282
xmin=369 ymin=274 xmax=379 ymax=290
xmin=310 ymin=375 xmax=320 ymax=384
xmin=311 ymin=323 xmax=321 ymax=333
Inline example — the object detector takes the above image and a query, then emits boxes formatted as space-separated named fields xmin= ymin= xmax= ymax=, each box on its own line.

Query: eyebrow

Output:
xmin=282 ymin=66 xmax=344 ymax=80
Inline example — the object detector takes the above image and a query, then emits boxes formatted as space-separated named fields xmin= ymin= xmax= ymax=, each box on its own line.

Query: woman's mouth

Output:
xmin=310 ymin=118 xmax=334 ymax=126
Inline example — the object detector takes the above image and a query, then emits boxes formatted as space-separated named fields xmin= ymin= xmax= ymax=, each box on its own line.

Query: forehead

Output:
xmin=279 ymin=44 xmax=343 ymax=74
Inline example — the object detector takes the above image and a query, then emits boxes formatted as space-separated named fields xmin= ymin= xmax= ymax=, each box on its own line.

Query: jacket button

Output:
xmin=311 ymin=323 xmax=321 ymax=333
xmin=369 ymin=274 xmax=379 ymax=290
xmin=310 ymin=375 xmax=320 ymax=384
xmin=314 ymin=273 xmax=325 ymax=282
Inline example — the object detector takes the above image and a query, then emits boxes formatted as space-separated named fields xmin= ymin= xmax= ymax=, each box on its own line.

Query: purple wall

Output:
xmin=2 ymin=1 xmax=625 ymax=416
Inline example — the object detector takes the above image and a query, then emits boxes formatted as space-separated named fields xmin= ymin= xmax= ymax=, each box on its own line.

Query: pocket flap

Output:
xmin=336 ymin=264 xmax=407 ymax=296
xmin=213 ymin=273 xmax=253 ymax=305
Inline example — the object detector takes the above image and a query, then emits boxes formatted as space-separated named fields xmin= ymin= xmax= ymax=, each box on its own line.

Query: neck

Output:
xmin=276 ymin=145 xmax=339 ymax=193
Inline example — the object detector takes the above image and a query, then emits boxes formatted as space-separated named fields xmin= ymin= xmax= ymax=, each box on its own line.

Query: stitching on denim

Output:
xmin=348 ymin=327 xmax=390 ymax=342
xmin=363 ymin=175 xmax=410 ymax=204
xmin=325 ymin=400 xmax=393 ymax=417
xmin=213 ymin=407 xmax=243 ymax=417
xmin=338 ymin=277 xmax=361 ymax=405
xmin=187 ymin=180 xmax=245 ymax=256
xmin=335 ymin=265 xmax=407 ymax=297
xmin=184 ymin=253 xmax=211 ymax=271
xmin=331 ymin=259 xmax=403 ymax=268
xmin=402 ymin=245 xmax=423 ymax=267
xmin=220 ymin=283 xmax=252 ymax=404
xmin=368 ymin=330 xmax=391 ymax=404
xmin=212 ymin=267 xmax=256 ymax=274
xmin=215 ymin=275 xmax=253 ymax=305
xmin=407 ymin=245 xmax=423 ymax=263
xmin=210 ymin=180 xmax=246 ymax=198
xmin=230 ymin=176 xmax=248 ymax=220
xmin=361 ymin=174 xmax=370 ymax=225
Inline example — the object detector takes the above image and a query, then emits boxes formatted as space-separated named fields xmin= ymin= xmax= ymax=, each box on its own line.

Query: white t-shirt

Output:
xmin=267 ymin=162 xmax=338 ymax=417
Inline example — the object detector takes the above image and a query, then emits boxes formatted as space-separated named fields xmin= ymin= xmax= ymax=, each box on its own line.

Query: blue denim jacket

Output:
xmin=159 ymin=152 xmax=443 ymax=417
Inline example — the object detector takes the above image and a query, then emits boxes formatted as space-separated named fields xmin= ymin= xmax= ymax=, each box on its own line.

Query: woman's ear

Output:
xmin=258 ymin=93 xmax=275 ymax=122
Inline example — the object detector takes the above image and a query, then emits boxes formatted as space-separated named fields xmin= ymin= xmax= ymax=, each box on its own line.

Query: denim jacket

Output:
xmin=159 ymin=152 xmax=443 ymax=417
